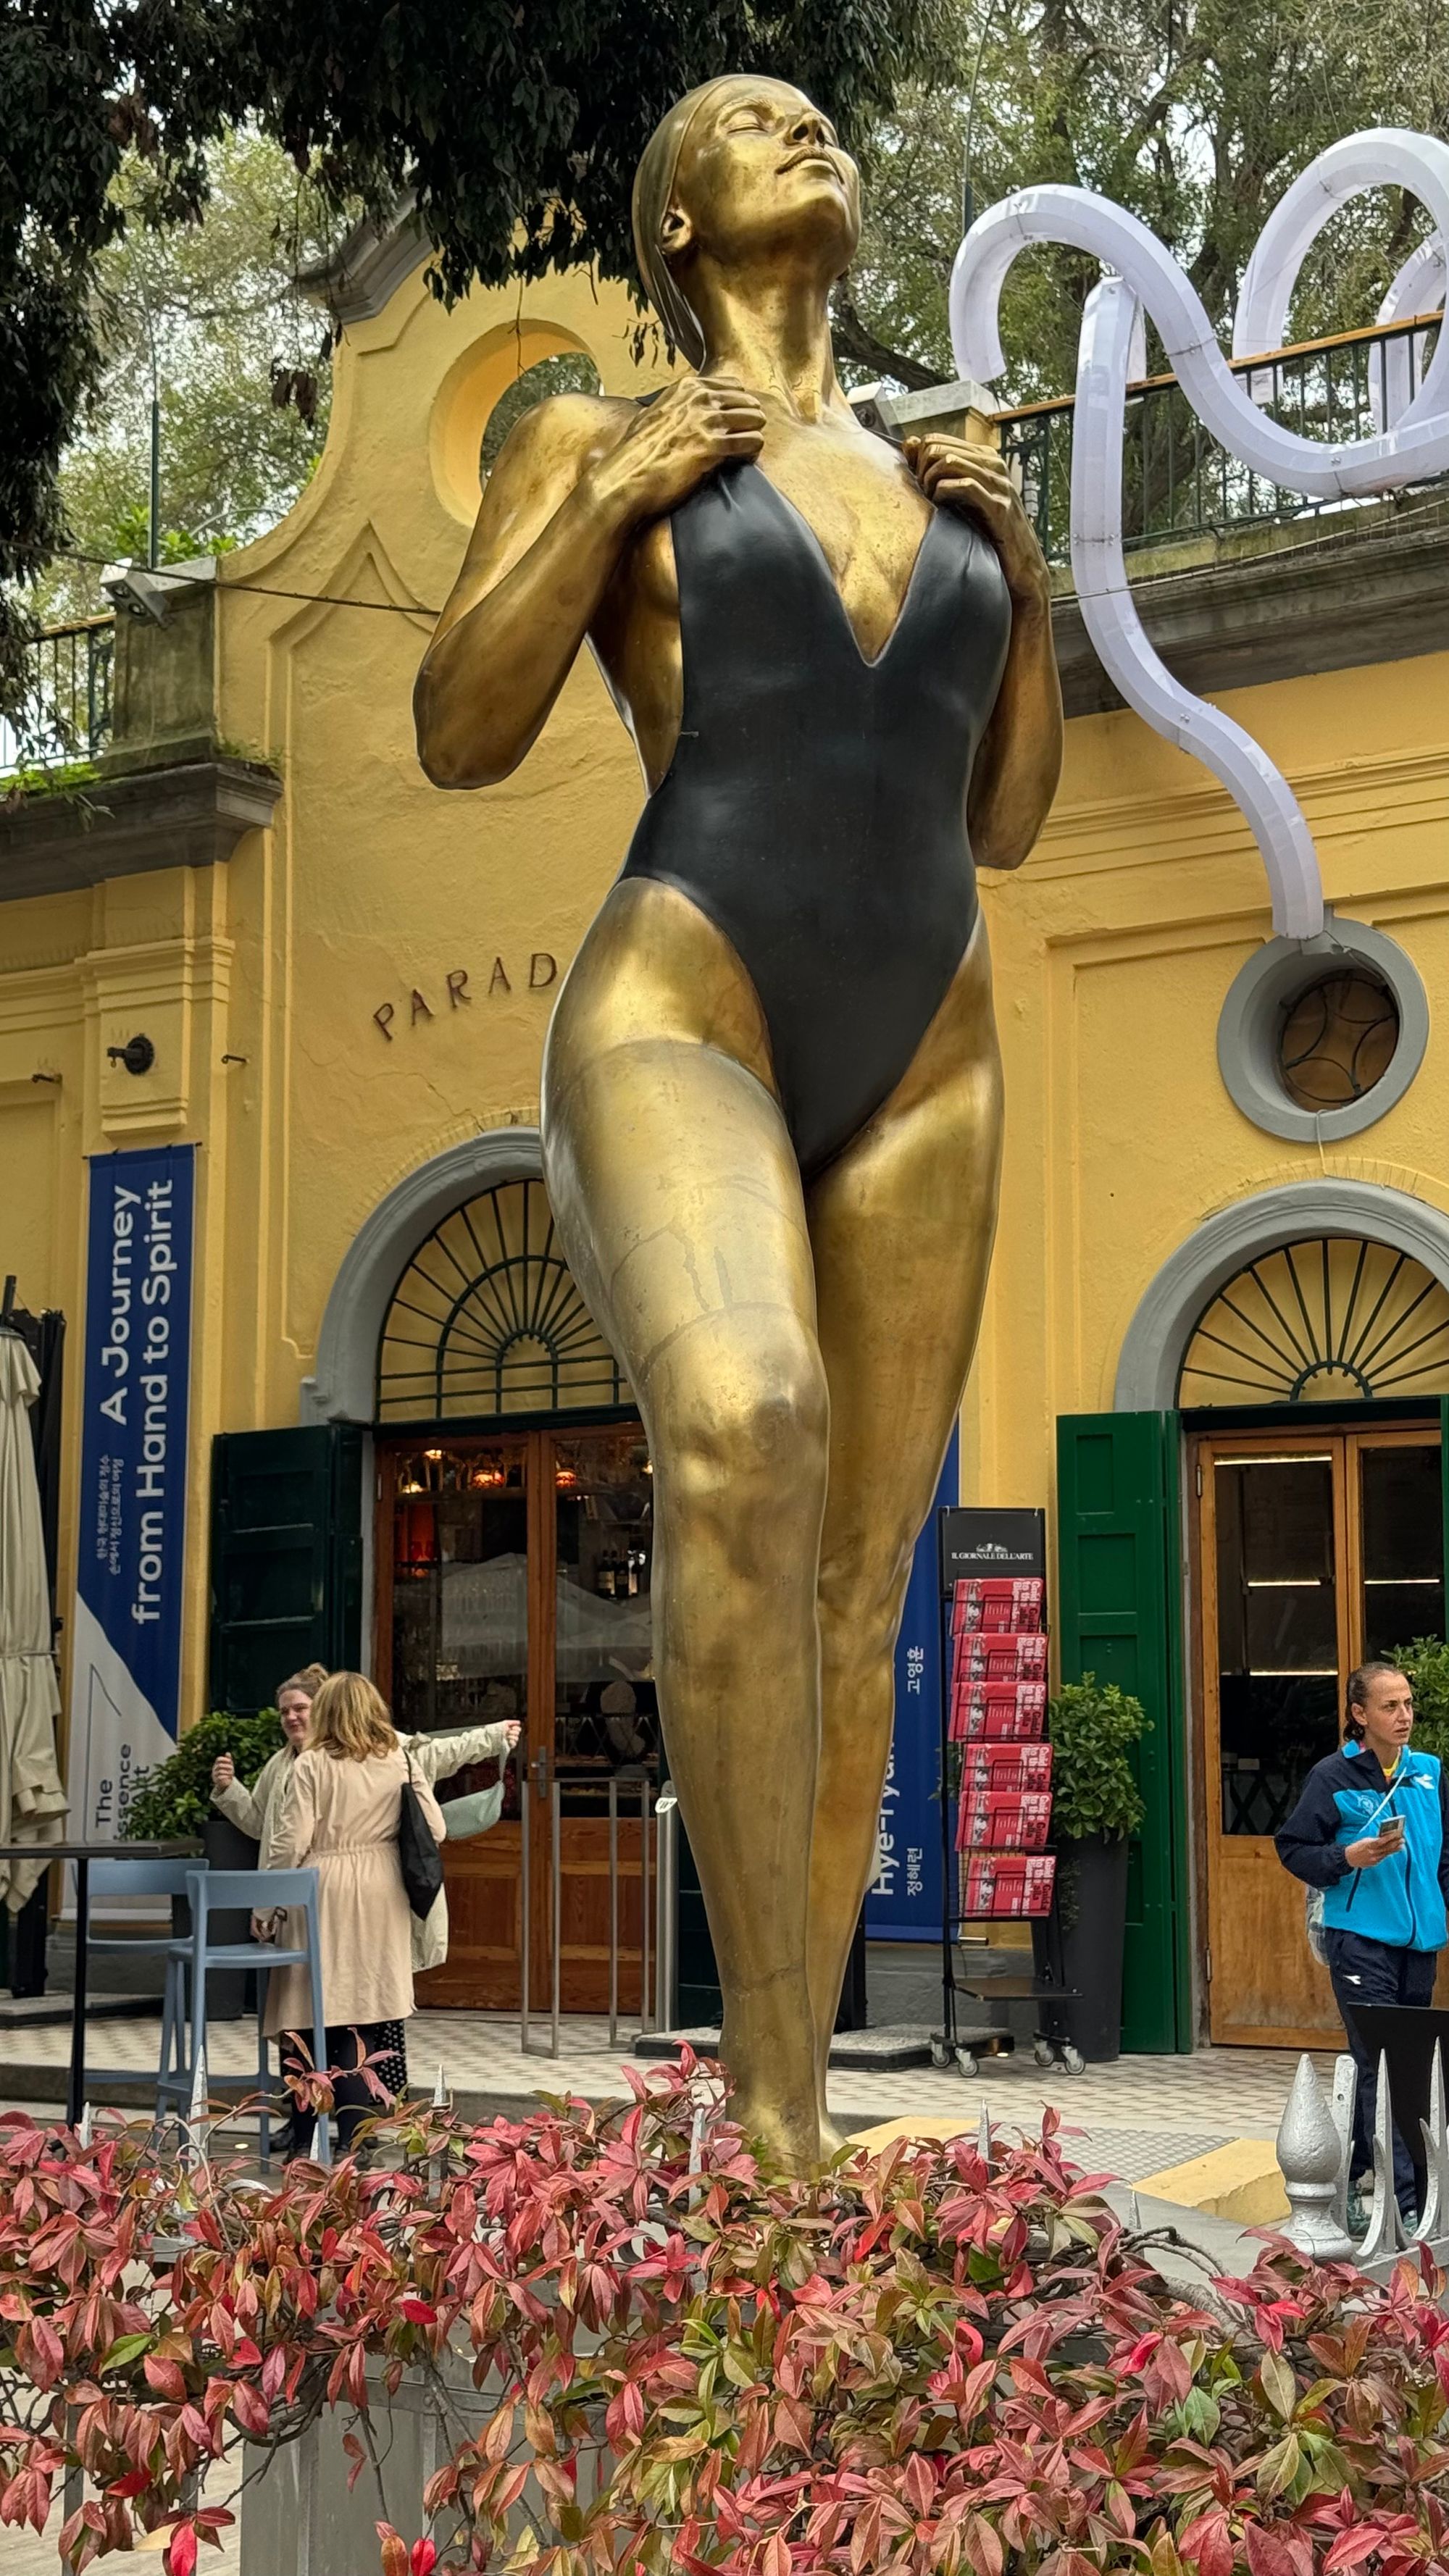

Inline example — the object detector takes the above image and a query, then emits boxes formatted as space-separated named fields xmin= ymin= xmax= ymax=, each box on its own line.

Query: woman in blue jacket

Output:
xmin=1277 ymin=1661 xmax=1449 ymax=2220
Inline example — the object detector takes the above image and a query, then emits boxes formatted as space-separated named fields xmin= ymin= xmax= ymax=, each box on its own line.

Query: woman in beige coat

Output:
xmin=264 ymin=1671 xmax=445 ymax=2157
xmin=212 ymin=1665 xmax=518 ymax=1970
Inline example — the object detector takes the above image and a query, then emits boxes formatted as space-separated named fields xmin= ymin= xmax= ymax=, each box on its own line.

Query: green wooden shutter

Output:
xmin=209 ymin=1426 xmax=363 ymax=1713
xmin=1056 ymin=1411 xmax=1190 ymax=2052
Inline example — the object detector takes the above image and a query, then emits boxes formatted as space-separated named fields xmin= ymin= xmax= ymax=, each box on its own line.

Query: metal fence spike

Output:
xmin=188 ymin=2045 xmax=208 ymax=2130
xmin=1329 ymin=2054 xmax=1357 ymax=2239
xmin=977 ymin=2103 xmax=993 ymax=2167
xmin=1358 ymin=2049 xmax=1408 ymax=2265
xmin=432 ymin=2062 xmax=448 ymax=2109
xmin=1415 ymin=2040 xmax=1449 ymax=2245
xmin=1277 ymin=2051 xmax=1353 ymax=2259
xmin=76 ymin=2103 xmax=93 ymax=2152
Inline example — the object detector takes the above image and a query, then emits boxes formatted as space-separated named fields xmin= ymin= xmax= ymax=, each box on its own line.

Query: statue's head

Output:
xmin=632 ymin=76 xmax=861 ymax=365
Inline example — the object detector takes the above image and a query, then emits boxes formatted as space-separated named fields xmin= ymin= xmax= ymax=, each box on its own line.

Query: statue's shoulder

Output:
xmin=490 ymin=389 xmax=639 ymax=487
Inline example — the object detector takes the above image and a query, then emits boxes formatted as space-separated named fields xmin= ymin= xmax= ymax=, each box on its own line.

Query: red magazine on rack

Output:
xmin=959 ymin=1852 xmax=1056 ymax=1918
xmin=951 ymin=1576 xmax=1045 ymax=1635
xmin=949 ymin=1678 xmax=1048 ymax=1741
xmin=958 ymin=1741 xmax=1052 ymax=1795
xmin=955 ymin=1788 xmax=1053 ymax=1852
xmin=952 ymin=1631 xmax=1048 ymax=1686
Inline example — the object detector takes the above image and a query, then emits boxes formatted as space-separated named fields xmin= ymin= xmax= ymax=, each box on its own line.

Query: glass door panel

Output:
xmin=1213 ymin=1454 xmax=1340 ymax=1836
xmin=388 ymin=1442 xmax=528 ymax=1754
xmin=385 ymin=1439 xmax=531 ymax=2012
xmin=554 ymin=1426 xmax=657 ymax=1788
xmin=1357 ymin=1440 xmax=1445 ymax=1660
xmin=551 ymin=1426 xmax=658 ymax=2015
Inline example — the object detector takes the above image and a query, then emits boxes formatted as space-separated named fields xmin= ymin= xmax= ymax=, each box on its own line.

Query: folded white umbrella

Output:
xmin=0 ymin=1331 xmax=68 ymax=1910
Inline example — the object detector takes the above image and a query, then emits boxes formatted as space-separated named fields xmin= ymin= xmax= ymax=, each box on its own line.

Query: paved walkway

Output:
xmin=6 ymin=2004 xmax=1324 ymax=2180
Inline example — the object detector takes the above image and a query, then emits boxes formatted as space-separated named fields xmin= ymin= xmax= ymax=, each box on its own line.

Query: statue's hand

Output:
xmin=588 ymin=376 xmax=767 ymax=529
xmin=904 ymin=435 xmax=1050 ymax=609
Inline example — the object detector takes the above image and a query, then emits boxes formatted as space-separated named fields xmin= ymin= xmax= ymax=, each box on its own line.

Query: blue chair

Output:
xmin=85 ymin=1857 xmax=199 ymax=2113
xmin=160 ymin=1869 xmax=329 ymax=2166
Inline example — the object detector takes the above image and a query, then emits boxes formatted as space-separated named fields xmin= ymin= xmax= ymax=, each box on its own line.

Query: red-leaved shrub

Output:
xmin=1 ymin=2054 xmax=1448 ymax=2574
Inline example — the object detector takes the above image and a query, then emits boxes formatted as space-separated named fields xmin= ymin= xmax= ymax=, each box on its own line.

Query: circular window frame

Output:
xmin=1216 ymin=915 xmax=1428 ymax=1142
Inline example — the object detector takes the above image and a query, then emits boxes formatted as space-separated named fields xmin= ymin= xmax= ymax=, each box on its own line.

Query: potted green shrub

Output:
xmin=1035 ymin=1676 xmax=1148 ymax=2065
xmin=125 ymin=1709 xmax=283 ymax=2017
xmin=122 ymin=1709 xmax=284 ymax=1845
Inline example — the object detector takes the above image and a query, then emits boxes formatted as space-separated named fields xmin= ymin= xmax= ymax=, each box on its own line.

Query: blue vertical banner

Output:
xmin=867 ymin=1428 xmax=959 ymax=1939
xmin=68 ymin=1146 xmax=196 ymax=1840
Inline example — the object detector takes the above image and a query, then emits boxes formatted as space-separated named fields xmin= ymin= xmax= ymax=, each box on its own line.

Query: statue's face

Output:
xmin=668 ymin=80 xmax=861 ymax=277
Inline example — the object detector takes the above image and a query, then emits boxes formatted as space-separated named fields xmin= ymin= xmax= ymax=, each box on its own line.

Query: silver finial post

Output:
xmin=1277 ymin=2052 xmax=1353 ymax=2259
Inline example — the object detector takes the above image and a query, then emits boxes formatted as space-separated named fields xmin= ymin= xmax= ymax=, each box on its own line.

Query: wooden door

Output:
xmin=377 ymin=1423 xmax=658 ymax=2015
xmin=1199 ymin=1421 xmax=1443 ymax=2046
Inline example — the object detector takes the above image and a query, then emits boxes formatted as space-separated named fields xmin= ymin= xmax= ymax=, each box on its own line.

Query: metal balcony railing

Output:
xmin=998 ymin=311 xmax=1445 ymax=567
xmin=0 ymin=618 xmax=114 ymax=780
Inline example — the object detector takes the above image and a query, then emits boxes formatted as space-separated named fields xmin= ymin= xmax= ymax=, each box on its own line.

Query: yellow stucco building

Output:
xmin=3 ymin=218 xmax=1446 ymax=2050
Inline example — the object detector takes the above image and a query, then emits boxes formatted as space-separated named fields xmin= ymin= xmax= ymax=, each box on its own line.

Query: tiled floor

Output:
xmin=9 ymin=2002 xmax=1329 ymax=2151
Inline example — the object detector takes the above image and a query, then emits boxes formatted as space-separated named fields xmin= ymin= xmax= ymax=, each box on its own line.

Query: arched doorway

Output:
xmin=1148 ymin=1208 xmax=1449 ymax=2048
xmin=338 ymin=1155 xmax=659 ymax=2015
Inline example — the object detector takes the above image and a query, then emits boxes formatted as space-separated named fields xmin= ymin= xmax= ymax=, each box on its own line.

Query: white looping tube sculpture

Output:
xmin=949 ymin=128 xmax=1449 ymax=940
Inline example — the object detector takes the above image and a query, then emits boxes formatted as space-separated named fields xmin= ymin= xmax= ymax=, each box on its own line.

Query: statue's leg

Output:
xmin=803 ymin=915 xmax=1004 ymax=2143
xmin=542 ymin=881 xmax=827 ymax=2173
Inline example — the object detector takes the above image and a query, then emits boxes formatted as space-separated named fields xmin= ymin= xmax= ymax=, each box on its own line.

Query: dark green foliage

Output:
xmin=1393 ymin=1636 xmax=1449 ymax=1767
xmin=1048 ymin=1675 xmax=1149 ymax=1843
xmin=1 ymin=0 xmax=938 ymax=710
xmin=121 ymin=1709 xmax=283 ymax=1841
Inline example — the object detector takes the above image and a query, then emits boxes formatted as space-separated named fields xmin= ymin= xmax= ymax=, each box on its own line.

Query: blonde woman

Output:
xmin=264 ymin=1672 xmax=446 ymax=2157
xmin=212 ymin=1663 xmax=519 ymax=1967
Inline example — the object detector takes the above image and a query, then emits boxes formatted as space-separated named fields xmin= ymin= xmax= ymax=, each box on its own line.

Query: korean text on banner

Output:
xmin=867 ymin=1431 xmax=958 ymax=1939
xmin=68 ymin=1146 xmax=195 ymax=1839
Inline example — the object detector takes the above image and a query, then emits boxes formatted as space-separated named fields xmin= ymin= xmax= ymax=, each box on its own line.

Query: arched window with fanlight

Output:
xmin=377 ymin=1179 xmax=628 ymax=1423
xmin=1178 ymin=1237 xmax=1449 ymax=1408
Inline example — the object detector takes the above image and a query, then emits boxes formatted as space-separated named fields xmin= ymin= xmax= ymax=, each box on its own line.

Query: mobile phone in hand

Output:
xmin=1379 ymin=1812 xmax=1406 ymax=1848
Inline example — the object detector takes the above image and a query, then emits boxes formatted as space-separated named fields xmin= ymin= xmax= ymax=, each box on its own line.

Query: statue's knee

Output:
xmin=672 ymin=1338 xmax=829 ymax=1519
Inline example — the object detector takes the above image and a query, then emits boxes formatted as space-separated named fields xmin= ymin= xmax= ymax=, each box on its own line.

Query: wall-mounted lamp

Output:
xmin=106 ymin=1034 xmax=155 ymax=1076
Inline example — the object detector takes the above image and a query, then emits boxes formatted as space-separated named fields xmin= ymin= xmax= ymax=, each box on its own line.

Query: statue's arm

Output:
xmin=965 ymin=585 xmax=1063 ymax=871
xmin=905 ymin=435 xmax=1064 ymax=871
xmin=415 ymin=379 xmax=766 ymax=791
xmin=414 ymin=393 xmax=635 ymax=790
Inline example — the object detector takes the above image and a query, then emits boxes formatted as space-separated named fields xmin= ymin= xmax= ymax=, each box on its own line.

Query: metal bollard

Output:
xmin=550 ymin=1776 xmax=561 ymax=2061
xmin=608 ymin=1775 xmax=619 ymax=2050
xmin=519 ymin=1774 xmax=531 ymax=2055
xmin=639 ymin=1778 xmax=653 ymax=2035
xmin=654 ymin=1783 xmax=679 ymax=2034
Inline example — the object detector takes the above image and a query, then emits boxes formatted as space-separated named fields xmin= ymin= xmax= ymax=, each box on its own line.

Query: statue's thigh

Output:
xmin=806 ymin=916 xmax=1004 ymax=1608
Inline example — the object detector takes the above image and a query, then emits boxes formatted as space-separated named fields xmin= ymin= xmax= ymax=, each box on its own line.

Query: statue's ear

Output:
xmin=661 ymin=203 xmax=693 ymax=262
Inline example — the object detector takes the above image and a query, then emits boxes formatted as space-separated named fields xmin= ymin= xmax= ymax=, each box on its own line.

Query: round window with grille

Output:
xmin=1179 ymin=1236 xmax=1449 ymax=1407
xmin=377 ymin=1180 xmax=627 ymax=1423
xmin=1216 ymin=921 xmax=1427 ymax=1143
xmin=1277 ymin=969 xmax=1400 ymax=1113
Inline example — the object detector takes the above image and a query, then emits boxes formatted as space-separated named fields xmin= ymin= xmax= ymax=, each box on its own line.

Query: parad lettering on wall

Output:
xmin=372 ymin=953 xmax=559 ymax=1038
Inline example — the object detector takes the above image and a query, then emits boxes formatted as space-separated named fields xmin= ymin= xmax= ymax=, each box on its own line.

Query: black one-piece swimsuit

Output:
xmin=619 ymin=460 xmax=1013 ymax=1177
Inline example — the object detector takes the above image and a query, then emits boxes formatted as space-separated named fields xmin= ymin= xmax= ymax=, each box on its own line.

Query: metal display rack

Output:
xmin=931 ymin=1506 xmax=1082 ymax=2078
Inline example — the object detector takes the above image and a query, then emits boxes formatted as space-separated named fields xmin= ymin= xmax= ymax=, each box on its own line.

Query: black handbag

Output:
xmin=397 ymin=1758 xmax=444 ymax=1919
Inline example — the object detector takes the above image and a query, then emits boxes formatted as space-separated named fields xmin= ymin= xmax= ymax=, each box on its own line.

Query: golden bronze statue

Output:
xmin=416 ymin=75 xmax=1062 ymax=2171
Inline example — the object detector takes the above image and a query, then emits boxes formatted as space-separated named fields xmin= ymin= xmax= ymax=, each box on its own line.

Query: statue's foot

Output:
xmin=817 ymin=2107 xmax=850 ymax=2162
xmin=732 ymin=2084 xmax=824 ymax=2179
